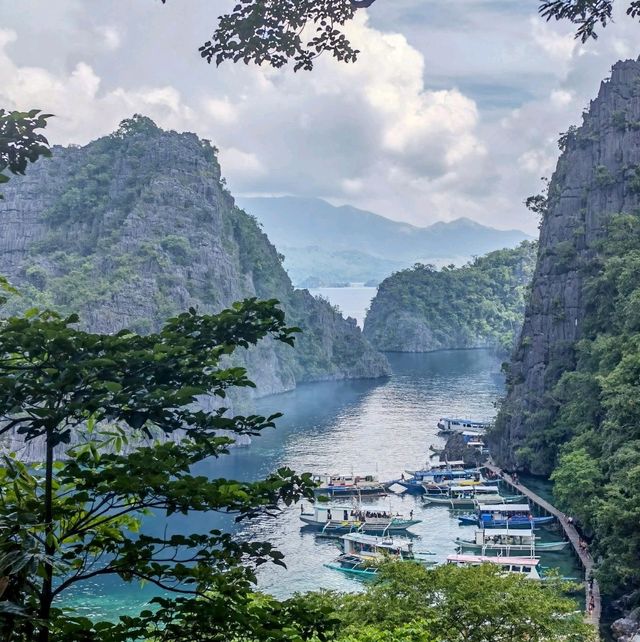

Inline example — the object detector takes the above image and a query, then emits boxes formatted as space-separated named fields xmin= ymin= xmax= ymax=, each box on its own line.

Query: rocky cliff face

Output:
xmin=491 ymin=59 xmax=640 ymax=471
xmin=0 ymin=116 xmax=389 ymax=402
xmin=363 ymin=242 xmax=536 ymax=353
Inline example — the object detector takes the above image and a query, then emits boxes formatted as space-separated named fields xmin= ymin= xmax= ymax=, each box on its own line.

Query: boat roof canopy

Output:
xmin=342 ymin=533 xmax=411 ymax=550
xmin=450 ymin=485 xmax=496 ymax=492
xmin=479 ymin=528 xmax=535 ymax=537
xmin=447 ymin=554 xmax=540 ymax=565
xmin=440 ymin=418 xmax=490 ymax=425
xmin=431 ymin=460 xmax=466 ymax=468
xmin=478 ymin=503 xmax=530 ymax=512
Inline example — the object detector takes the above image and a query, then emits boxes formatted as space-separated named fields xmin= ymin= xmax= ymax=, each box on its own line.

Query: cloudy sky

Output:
xmin=2 ymin=1 xmax=639 ymax=233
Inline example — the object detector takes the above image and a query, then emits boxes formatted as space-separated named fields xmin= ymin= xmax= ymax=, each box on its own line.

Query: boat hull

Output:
xmin=314 ymin=486 xmax=386 ymax=497
xmin=423 ymin=494 xmax=524 ymax=508
xmin=458 ymin=515 xmax=556 ymax=527
xmin=324 ymin=562 xmax=379 ymax=578
xmin=299 ymin=515 xmax=421 ymax=533
xmin=454 ymin=538 xmax=569 ymax=552
xmin=385 ymin=480 xmax=425 ymax=495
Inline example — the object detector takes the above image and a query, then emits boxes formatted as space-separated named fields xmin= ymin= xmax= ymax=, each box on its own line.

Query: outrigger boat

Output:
xmin=313 ymin=473 xmax=386 ymax=497
xmin=299 ymin=503 xmax=420 ymax=534
xmin=325 ymin=533 xmax=436 ymax=578
xmin=446 ymin=553 xmax=542 ymax=580
xmin=387 ymin=462 xmax=491 ymax=495
xmin=437 ymin=418 xmax=490 ymax=435
xmin=458 ymin=503 xmax=555 ymax=528
xmin=423 ymin=486 xmax=524 ymax=507
xmin=454 ymin=528 xmax=569 ymax=553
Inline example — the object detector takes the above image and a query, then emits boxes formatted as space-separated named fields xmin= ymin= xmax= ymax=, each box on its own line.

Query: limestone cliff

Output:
xmin=0 ymin=116 xmax=389 ymax=399
xmin=491 ymin=59 xmax=640 ymax=472
xmin=363 ymin=242 xmax=536 ymax=353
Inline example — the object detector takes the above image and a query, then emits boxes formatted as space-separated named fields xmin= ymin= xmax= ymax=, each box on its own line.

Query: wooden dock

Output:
xmin=483 ymin=462 xmax=601 ymax=631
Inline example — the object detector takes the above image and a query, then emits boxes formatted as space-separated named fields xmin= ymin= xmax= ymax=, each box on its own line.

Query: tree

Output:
xmin=0 ymin=299 xmax=318 ymax=642
xmin=160 ymin=0 xmax=640 ymax=71
xmin=324 ymin=562 xmax=595 ymax=642
xmin=0 ymin=109 xmax=52 ymax=196
xmin=539 ymin=0 xmax=640 ymax=41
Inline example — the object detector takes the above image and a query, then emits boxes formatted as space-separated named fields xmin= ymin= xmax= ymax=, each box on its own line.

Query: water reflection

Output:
xmin=62 ymin=350 xmax=580 ymax=619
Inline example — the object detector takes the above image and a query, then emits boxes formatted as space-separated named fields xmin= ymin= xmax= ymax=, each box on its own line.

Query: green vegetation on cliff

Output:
xmin=509 ymin=214 xmax=640 ymax=596
xmin=363 ymin=241 xmax=537 ymax=353
xmin=0 ymin=116 xmax=389 ymax=393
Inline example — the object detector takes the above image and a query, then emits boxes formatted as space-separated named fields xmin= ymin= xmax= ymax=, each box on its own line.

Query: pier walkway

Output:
xmin=483 ymin=462 xmax=601 ymax=630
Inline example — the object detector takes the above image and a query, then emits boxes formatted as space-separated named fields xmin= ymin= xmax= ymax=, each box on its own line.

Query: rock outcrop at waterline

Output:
xmin=0 ymin=116 xmax=390 ymax=400
xmin=490 ymin=58 xmax=640 ymax=472
xmin=363 ymin=242 xmax=536 ymax=353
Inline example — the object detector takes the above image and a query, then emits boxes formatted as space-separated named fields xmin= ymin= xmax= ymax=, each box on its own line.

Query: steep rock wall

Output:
xmin=491 ymin=59 xmax=640 ymax=472
xmin=0 ymin=117 xmax=389 ymax=404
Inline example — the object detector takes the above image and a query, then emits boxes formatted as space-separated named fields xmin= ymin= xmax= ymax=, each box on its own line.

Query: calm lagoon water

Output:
xmin=62 ymin=350 xmax=582 ymax=620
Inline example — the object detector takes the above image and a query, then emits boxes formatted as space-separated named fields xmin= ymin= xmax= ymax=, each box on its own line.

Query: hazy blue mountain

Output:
xmin=236 ymin=196 xmax=531 ymax=286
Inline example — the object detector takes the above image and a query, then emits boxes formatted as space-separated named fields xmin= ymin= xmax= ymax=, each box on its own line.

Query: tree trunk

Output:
xmin=37 ymin=426 xmax=54 ymax=642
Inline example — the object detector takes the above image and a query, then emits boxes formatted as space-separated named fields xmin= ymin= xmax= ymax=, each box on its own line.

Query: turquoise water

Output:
xmin=61 ymin=350 xmax=582 ymax=620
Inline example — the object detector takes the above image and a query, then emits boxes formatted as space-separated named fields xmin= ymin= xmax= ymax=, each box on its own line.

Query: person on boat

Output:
xmin=409 ymin=510 xmax=414 ymax=520
xmin=327 ymin=509 xmax=332 ymax=520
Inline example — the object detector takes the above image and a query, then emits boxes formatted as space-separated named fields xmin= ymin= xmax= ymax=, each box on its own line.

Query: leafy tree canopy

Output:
xmin=0 ymin=299 xmax=317 ymax=642
xmin=0 ymin=109 xmax=52 ymax=196
xmin=161 ymin=0 xmax=640 ymax=71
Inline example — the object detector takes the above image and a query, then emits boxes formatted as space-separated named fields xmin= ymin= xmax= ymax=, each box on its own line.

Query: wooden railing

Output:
xmin=483 ymin=463 xmax=601 ymax=630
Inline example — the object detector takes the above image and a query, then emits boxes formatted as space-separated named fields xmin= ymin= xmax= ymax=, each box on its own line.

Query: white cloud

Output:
xmin=96 ymin=26 xmax=121 ymax=51
xmin=3 ymin=1 xmax=640 ymax=235
xmin=531 ymin=18 xmax=577 ymax=66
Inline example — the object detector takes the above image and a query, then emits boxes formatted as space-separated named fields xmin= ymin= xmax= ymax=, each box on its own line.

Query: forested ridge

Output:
xmin=0 ymin=115 xmax=389 ymax=401
xmin=364 ymin=241 xmax=537 ymax=353
xmin=491 ymin=59 xmax=640 ymax=605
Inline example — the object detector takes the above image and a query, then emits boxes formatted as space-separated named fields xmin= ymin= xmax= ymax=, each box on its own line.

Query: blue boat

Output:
xmin=458 ymin=503 xmax=556 ymax=528
xmin=387 ymin=461 xmax=485 ymax=495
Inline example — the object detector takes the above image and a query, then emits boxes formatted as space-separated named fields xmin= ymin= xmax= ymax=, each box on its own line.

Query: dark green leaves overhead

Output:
xmin=540 ymin=0 xmax=640 ymax=41
xmin=162 ymin=0 xmax=361 ymax=71
xmin=0 ymin=109 xmax=52 ymax=196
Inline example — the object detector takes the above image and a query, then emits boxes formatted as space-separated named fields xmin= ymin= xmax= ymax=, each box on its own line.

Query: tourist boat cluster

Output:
xmin=303 ymin=422 xmax=571 ymax=581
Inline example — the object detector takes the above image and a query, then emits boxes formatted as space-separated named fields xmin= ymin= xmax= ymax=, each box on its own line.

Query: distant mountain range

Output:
xmin=236 ymin=196 xmax=532 ymax=287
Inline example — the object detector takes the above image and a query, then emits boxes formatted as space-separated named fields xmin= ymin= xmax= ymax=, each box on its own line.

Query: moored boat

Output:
xmin=387 ymin=461 xmax=488 ymax=495
xmin=313 ymin=473 xmax=386 ymax=497
xmin=437 ymin=417 xmax=490 ymax=435
xmin=457 ymin=503 xmax=555 ymax=528
xmin=325 ymin=533 xmax=435 ymax=578
xmin=423 ymin=486 xmax=524 ymax=508
xmin=446 ymin=553 xmax=542 ymax=580
xmin=299 ymin=503 xmax=420 ymax=533
xmin=454 ymin=527 xmax=569 ymax=553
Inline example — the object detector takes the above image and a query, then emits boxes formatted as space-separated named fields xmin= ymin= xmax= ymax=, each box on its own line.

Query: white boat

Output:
xmin=437 ymin=417 xmax=490 ymax=435
xmin=446 ymin=553 xmax=542 ymax=580
xmin=312 ymin=473 xmax=386 ymax=497
xmin=325 ymin=533 xmax=435 ymax=577
xmin=299 ymin=503 xmax=420 ymax=533
xmin=423 ymin=485 xmax=519 ymax=507
xmin=454 ymin=528 xmax=569 ymax=553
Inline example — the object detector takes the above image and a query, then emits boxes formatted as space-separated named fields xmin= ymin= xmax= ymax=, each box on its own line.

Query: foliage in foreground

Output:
xmin=152 ymin=562 xmax=593 ymax=642
xmin=0 ymin=299 xmax=315 ymax=642
xmin=0 ymin=109 xmax=52 ymax=197
xmin=157 ymin=0 xmax=640 ymax=72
